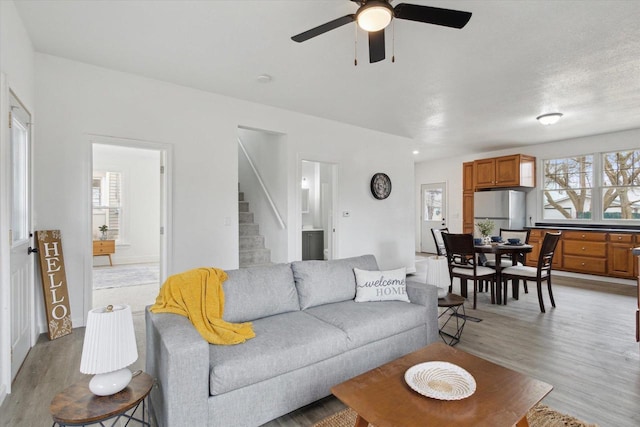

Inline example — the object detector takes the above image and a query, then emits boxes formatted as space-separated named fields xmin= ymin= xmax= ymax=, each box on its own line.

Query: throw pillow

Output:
xmin=353 ymin=267 xmax=410 ymax=303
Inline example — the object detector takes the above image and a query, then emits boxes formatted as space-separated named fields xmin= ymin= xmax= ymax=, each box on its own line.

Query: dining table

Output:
xmin=474 ymin=242 xmax=533 ymax=304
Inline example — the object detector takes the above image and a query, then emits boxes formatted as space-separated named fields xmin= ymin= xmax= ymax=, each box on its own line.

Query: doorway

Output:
xmin=420 ymin=182 xmax=447 ymax=253
xmin=7 ymin=91 xmax=34 ymax=382
xmin=90 ymin=140 xmax=169 ymax=313
xmin=301 ymin=160 xmax=337 ymax=260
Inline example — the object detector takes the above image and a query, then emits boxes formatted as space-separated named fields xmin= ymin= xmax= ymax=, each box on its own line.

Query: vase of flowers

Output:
xmin=475 ymin=218 xmax=495 ymax=244
xmin=98 ymin=224 xmax=108 ymax=240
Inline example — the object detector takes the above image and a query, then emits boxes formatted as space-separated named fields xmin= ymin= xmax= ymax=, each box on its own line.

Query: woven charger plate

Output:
xmin=404 ymin=361 xmax=476 ymax=400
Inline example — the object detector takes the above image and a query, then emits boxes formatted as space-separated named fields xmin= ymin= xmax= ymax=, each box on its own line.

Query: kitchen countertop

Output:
xmin=529 ymin=223 xmax=640 ymax=233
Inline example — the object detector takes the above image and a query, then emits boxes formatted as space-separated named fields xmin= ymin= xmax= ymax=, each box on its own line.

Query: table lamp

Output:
xmin=80 ymin=304 xmax=138 ymax=396
xmin=426 ymin=255 xmax=451 ymax=298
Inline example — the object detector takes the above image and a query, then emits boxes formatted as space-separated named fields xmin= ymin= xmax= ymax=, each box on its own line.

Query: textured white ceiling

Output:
xmin=13 ymin=0 xmax=640 ymax=162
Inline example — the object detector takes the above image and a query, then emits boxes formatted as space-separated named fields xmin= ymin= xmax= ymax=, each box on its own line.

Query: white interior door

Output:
xmin=9 ymin=92 xmax=34 ymax=380
xmin=420 ymin=182 xmax=447 ymax=253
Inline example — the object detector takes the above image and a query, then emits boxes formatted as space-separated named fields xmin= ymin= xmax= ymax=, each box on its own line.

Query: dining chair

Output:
xmin=431 ymin=227 xmax=449 ymax=256
xmin=484 ymin=228 xmax=532 ymax=292
xmin=441 ymin=232 xmax=497 ymax=309
xmin=485 ymin=228 xmax=531 ymax=267
xmin=500 ymin=232 xmax=562 ymax=313
xmin=500 ymin=228 xmax=531 ymax=262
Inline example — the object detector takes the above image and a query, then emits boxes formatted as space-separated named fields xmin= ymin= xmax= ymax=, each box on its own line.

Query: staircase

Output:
xmin=239 ymin=190 xmax=271 ymax=268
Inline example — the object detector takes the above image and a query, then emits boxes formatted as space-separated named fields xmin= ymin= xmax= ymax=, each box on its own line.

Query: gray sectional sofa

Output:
xmin=145 ymin=254 xmax=439 ymax=427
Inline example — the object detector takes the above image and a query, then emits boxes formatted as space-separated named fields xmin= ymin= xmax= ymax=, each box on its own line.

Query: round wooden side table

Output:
xmin=438 ymin=293 xmax=467 ymax=346
xmin=50 ymin=371 xmax=153 ymax=426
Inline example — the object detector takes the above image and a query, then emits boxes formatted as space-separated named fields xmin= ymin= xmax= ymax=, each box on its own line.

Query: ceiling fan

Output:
xmin=291 ymin=0 xmax=472 ymax=64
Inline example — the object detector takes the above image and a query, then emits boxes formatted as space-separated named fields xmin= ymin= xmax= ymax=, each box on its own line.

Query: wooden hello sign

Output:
xmin=36 ymin=230 xmax=72 ymax=340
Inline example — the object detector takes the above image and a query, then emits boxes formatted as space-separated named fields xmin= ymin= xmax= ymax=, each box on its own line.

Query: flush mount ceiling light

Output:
xmin=257 ymin=74 xmax=272 ymax=83
xmin=356 ymin=1 xmax=394 ymax=32
xmin=536 ymin=112 xmax=563 ymax=125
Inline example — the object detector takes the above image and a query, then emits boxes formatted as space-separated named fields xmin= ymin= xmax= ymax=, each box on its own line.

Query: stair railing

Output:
xmin=238 ymin=137 xmax=286 ymax=229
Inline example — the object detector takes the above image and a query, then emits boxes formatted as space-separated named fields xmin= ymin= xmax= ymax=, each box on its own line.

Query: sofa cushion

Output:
xmin=209 ymin=311 xmax=349 ymax=395
xmin=353 ymin=267 xmax=410 ymax=303
xmin=223 ymin=263 xmax=300 ymax=323
xmin=292 ymin=254 xmax=379 ymax=309
xmin=305 ymin=300 xmax=428 ymax=349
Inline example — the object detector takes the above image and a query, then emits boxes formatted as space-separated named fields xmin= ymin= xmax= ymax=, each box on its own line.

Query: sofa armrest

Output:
xmin=406 ymin=280 xmax=440 ymax=344
xmin=406 ymin=280 xmax=437 ymax=306
xmin=146 ymin=307 xmax=209 ymax=427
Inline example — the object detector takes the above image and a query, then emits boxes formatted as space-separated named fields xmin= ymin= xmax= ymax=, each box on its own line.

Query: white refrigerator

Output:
xmin=473 ymin=190 xmax=526 ymax=235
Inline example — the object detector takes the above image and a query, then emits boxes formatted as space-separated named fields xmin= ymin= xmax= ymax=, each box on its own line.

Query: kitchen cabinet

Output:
xmin=527 ymin=228 xmax=639 ymax=279
xmin=302 ymin=230 xmax=324 ymax=260
xmin=462 ymin=193 xmax=475 ymax=234
xmin=463 ymin=156 xmax=534 ymax=234
xmin=463 ymin=162 xmax=475 ymax=192
xmin=462 ymin=162 xmax=474 ymax=234
xmin=473 ymin=154 xmax=536 ymax=189
xmin=562 ymin=231 xmax=607 ymax=275
xmin=608 ymin=233 xmax=638 ymax=278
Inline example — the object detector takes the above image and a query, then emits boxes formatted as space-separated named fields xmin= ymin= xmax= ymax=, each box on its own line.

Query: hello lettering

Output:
xmin=36 ymin=230 xmax=72 ymax=340
xmin=43 ymin=242 xmax=68 ymax=319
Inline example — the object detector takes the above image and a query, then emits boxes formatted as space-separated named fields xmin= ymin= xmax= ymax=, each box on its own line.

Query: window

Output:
xmin=11 ymin=113 xmax=29 ymax=243
xmin=542 ymin=155 xmax=593 ymax=220
xmin=92 ymin=171 xmax=123 ymax=241
xmin=602 ymin=150 xmax=640 ymax=220
xmin=542 ymin=149 xmax=640 ymax=222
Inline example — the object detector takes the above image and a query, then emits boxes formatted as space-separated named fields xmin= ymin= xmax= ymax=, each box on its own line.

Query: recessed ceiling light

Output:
xmin=412 ymin=150 xmax=420 ymax=155
xmin=536 ymin=112 xmax=563 ymax=125
xmin=257 ymin=74 xmax=272 ymax=83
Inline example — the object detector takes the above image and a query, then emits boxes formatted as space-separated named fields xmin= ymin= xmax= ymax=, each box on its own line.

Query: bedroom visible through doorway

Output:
xmin=91 ymin=143 xmax=163 ymax=313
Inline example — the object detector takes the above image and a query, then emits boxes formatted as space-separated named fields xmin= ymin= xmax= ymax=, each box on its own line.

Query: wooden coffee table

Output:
xmin=331 ymin=342 xmax=552 ymax=427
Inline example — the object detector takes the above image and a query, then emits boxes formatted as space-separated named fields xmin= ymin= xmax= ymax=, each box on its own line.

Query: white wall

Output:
xmin=33 ymin=53 xmax=417 ymax=334
xmin=414 ymin=128 xmax=640 ymax=251
xmin=301 ymin=160 xmax=318 ymax=229
xmin=92 ymin=144 xmax=160 ymax=265
xmin=0 ymin=0 xmax=36 ymax=401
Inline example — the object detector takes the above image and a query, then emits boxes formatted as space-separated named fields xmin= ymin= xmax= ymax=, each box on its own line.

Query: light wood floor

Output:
xmin=1 ymin=269 xmax=638 ymax=426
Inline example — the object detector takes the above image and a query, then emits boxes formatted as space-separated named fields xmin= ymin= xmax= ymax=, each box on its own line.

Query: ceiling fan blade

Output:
xmin=369 ymin=30 xmax=385 ymax=63
xmin=291 ymin=14 xmax=356 ymax=42
xmin=394 ymin=3 xmax=472 ymax=29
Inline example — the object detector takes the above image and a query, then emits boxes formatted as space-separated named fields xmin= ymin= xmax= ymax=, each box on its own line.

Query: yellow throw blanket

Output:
xmin=150 ymin=267 xmax=255 ymax=345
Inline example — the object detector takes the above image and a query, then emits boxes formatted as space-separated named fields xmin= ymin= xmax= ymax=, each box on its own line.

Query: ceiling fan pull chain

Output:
xmin=392 ymin=20 xmax=396 ymax=63
xmin=354 ymin=24 xmax=358 ymax=66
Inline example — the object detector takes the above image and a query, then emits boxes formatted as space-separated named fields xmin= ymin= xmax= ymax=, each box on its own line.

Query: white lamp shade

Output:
xmin=357 ymin=2 xmax=393 ymax=32
xmin=80 ymin=304 xmax=138 ymax=375
xmin=426 ymin=256 xmax=450 ymax=298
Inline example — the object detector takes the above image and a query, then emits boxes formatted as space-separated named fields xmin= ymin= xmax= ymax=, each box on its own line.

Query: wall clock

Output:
xmin=370 ymin=173 xmax=392 ymax=200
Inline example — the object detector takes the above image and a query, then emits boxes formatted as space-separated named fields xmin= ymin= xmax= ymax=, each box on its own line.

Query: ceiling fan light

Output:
xmin=536 ymin=112 xmax=563 ymax=125
xmin=357 ymin=2 xmax=393 ymax=32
